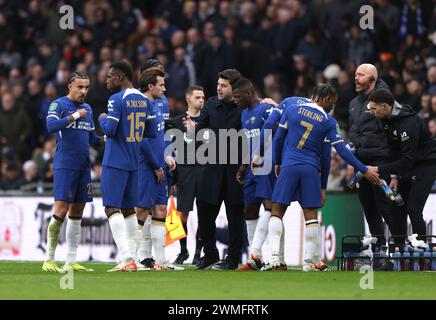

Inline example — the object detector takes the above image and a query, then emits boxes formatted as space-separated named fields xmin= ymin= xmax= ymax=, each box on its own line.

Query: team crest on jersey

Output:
xmin=49 ymin=103 xmax=58 ymax=111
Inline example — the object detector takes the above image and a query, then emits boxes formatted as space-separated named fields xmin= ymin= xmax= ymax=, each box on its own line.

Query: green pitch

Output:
xmin=1 ymin=261 xmax=435 ymax=300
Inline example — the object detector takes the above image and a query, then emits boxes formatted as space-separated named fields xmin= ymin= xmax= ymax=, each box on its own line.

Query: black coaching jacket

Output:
xmin=378 ymin=102 xmax=436 ymax=176
xmin=348 ymin=80 xmax=390 ymax=163
xmin=194 ymin=96 xmax=244 ymax=206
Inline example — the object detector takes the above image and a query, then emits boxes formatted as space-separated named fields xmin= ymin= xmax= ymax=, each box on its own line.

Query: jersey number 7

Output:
xmin=297 ymin=120 xmax=313 ymax=149
xmin=127 ymin=112 xmax=146 ymax=142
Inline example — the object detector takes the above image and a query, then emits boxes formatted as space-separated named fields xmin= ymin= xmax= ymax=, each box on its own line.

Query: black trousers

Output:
xmin=197 ymin=175 xmax=244 ymax=264
xmin=392 ymin=163 xmax=436 ymax=240
xmin=357 ymin=172 xmax=395 ymax=241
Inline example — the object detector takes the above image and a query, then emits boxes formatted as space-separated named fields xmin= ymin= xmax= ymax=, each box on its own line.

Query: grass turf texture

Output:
xmin=0 ymin=261 xmax=435 ymax=300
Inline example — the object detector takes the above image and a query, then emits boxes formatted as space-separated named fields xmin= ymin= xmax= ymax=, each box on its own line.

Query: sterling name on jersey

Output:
xmin=46 ymin=96 xmax=98 ymax=171
xmin=99 ymin=88 xmax=153 ymax=171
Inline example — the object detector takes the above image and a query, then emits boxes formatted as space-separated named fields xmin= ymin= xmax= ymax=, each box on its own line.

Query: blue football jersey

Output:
xmin=46 ymin=96 xmax=97 ymax=171
xmin=155 ymin=95 xmax=170 ymax=121
xmin=279 ymin=102 xmax=343 ymax=170
xmin=99 ymin=88 xmax=153 ymax=171
xmin=241 ymin=102 xmax=273 ymax=157
xmin=141 ymin=100 xmax=167 ymax=168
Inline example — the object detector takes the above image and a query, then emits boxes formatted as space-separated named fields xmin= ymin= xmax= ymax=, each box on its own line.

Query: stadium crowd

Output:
xmin=0 ymin=0 xmax=436 ymax=192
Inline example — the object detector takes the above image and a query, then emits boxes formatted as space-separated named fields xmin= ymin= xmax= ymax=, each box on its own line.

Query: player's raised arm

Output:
xmin=258 ymin=100 xmax=284 ymax=156
xmin=46 ymin=102 xmax=87 ymax=133
xmin=272 ymin=109 xmax=288 ymax=167
xmin=327 ymin=119 xmax=380 ymax=184
xmin=99 ymin=96 xmax=120 ymax=138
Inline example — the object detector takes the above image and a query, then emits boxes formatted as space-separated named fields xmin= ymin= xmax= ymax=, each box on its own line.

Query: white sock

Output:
xmin=268 ymin=216 xmax=283 ymax=258
xmin=151 ymin=219 xmax=166 ymax=264
xmin=304 ymin=220 xmax=320 ymax=264
xmin=138 ymin=215 xmax=152 ymax=260
xmin=251 ymin=210 xmax=271 ymax=257
xmin=279 ymin=226 xmax=285 ymax=264
xmin=47 ymin=216 xmax=63 ymax=261
xmin=246 ymin=218 xmax=258 ymax=248
xmin=136 ymin=224 xmax=143 ymax=261
xmin=313 ymin=230 xmax=322 ymax=264
xmin=108 ymin=212 xmax=132 ymax=263
xmin=65 ymin=217 xmax=81 ymax=265
xmin=124 ymin=214 xmax=138 ymax=260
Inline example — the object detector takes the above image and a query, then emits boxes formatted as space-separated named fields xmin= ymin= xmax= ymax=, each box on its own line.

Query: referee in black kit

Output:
xmin=171 ymin=85 xmax=206 ymax=265
xmin=368 ymin=89 xmax=436 ymax=240
xmin=184 ymin=69 xmax=245 ymax=270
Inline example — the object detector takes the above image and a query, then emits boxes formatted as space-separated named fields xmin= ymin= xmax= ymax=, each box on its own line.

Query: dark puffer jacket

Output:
xmin=348 ymin=79 xmax=390 ymax=163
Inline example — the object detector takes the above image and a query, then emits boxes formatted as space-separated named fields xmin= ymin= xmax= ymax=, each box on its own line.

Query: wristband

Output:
xmin=72 ymin=112 xmax=81 ymax=120
xmin=390 ymin=174 xmax=398 ymax=179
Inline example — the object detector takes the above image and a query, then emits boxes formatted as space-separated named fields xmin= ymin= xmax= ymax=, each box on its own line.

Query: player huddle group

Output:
xmin=229 ymin=79 xmax=379 ymax=272
xmin=41 ymin=60 xmax=380 ymax=273
xmin=42 ymin=60 xmax=183 ymax=272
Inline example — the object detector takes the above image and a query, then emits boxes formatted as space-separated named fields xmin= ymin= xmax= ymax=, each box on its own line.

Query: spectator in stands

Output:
xmin=20 ymin=160 xmax=39 ymax=191
xmin=166 ymin=47 xmax=194 ymax=101
xmin=0 ymin=93 xmax=33 ymax=162
xmin=429 ymin=118 xmax=436 ymax=138
xmin=0 ymin=161 xmax=24 ymax=191
xmin=427 ymin=65 xmax=436 ymax=94
xmin=33 ymin=136 xmax=55 ymax=179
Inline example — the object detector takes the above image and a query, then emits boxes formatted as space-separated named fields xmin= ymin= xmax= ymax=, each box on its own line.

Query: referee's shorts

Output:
xmin=176 ymin=165 xmax=205 ymax=212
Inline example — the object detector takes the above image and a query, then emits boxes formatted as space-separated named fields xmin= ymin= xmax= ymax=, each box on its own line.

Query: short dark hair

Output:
xmin=110 ymin=61 xmax=133 ymax=81
xmin=67 ymin=71 xmax=89 ymax=84
xmin=141 ymin=59 xmax=161 ymax=72
xmin=139 ymin=67 xmax=165 ymax=92
xmin=311 ymin=84 xmax=337 ymax=101
xmin=186 ymin=85 xmax=204 ymax=96
xmin=231 ymin=78 xmax=253 ymax=91
xmin=218 ymin=69 xmax=242 ymax=86
xmin=368 ymin=89 xmax=395 ymax=106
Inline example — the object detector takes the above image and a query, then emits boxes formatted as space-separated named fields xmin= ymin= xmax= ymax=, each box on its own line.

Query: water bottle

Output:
xmin=393 ymin=192 xmax=405 ymax=206
xmin=402 ymin=246 xmax=411 ymax=271
xmin=412 ymin=248 xmax=420 ymax=272
xmin=392 ymin=247 xmax=401 ymax=271
xmin=423 ymin=247 xmax=431 ymax=271
xmin=431 ymin=247 xmax=436 ymax=271
xmin=380 ymin=179 xmax=395 ymax=201
xmin=347 ymin=171 xmax=364 ymax=189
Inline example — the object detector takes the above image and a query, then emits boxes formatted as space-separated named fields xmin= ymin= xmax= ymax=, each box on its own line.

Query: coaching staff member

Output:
xmin=368 ymin=89 xmax=436 ymax=240
xmin=349 ymin=64 xmax=395 ymax=239
xmin=184 ymin=69 xmax=244 ymax=270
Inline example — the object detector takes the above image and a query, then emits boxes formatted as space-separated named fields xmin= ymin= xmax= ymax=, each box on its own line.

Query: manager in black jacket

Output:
xmin=369 ymin=89 xmax=436 ymax=240
xmin=348 ymin=64 xmax=395 ymax=239
xmin=184 ymin=69 xmax=245 ymax=270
